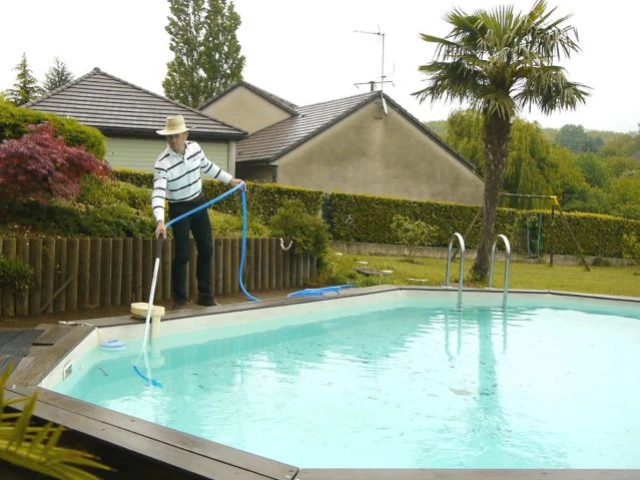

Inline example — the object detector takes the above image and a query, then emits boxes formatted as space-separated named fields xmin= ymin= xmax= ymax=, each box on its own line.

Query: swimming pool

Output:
xmin=40 ymin=287 xmax=640 ymax=471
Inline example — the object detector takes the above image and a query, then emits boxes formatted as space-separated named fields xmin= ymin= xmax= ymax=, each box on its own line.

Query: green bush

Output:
xmin=7 ymin=201 xmax=155 ymax=238
xmin=77 ymin=175 xmax=150 ymax=212
xmin=208 ymin=211 xmax=271 ymax=238
xmin=622 ymin=233 xmax=640 ymax=265
xmin=0 ymin=100 xmax=106 ymax=159
xmin=268 ymin=200 xmax=330 ymax=259
xmin=0 ymin=255 xmax=33 ymax=292
xmin=391 ymin=214 xmax=438 ymax=259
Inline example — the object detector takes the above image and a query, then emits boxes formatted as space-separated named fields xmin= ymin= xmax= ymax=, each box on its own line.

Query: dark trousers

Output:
xmin=168 ymin=195 xmax=214 ymax=302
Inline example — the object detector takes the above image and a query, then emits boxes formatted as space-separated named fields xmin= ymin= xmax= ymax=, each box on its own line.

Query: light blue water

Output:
xmin=52 ymin=297 xmax=640 ymax=468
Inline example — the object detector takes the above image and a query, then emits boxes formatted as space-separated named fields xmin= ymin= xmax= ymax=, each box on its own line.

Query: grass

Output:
xmin=321 ymin=252 xmax=640 ymax=298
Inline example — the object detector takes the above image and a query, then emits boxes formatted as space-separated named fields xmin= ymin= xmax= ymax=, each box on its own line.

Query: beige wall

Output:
xmin=201 ymin=87 xmax=292 ymax=134
xmin=236 ymin=164 xmax=274 ymax=183
xmin=105 ymin=137 xmax=230 ymax=173
xmin=274 ymin=99 xmax=484 ymax=205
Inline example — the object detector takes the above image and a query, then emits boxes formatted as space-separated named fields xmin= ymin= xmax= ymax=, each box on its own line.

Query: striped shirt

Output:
xmin=152 ymin=141 xmax=232 ymax=223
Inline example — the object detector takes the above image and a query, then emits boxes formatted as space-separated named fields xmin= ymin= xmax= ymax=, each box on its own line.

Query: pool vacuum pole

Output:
xmin=142 ymin=236 xmax=164 ymax=351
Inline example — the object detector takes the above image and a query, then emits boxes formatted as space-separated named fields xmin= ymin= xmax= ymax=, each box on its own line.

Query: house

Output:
xmin=200 ymin=81 xmax=484 ymax=205
xmin=25 ymin=68 xmax=246 ymax=174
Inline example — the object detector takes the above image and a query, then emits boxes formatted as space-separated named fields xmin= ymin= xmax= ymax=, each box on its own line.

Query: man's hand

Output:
xmin=229 ymin=177 xmax=245 ymax=188
xmin=155 ymin=221 xmax=166 ymax=239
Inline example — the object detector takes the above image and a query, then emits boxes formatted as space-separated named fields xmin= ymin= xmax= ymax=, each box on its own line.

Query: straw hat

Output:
xmin=156 ymin=115 xmax=190 ymax=135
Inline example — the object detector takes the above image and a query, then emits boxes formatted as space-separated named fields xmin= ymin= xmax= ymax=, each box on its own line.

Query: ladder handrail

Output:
xmin=489 ymin=234 xmax=511 ymax=307
xmin=444 ymin=232 xmax=465 ymax=309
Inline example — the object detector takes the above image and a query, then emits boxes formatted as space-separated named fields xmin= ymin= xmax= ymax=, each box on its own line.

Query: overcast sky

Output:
xmin=1 ymin=0 xmax=637 ymax=133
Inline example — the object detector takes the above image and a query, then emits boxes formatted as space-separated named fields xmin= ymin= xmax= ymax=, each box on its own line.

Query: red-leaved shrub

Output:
xmin=0 ymin=122 xmax=112 ymax=213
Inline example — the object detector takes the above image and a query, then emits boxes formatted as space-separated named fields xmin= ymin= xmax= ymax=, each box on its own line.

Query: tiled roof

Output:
xmin=25 ymin=68 xmax=246 ymax=140
xmin=235 ymin=91 xmax=478 ymax=175
xmin=236 ymin=92 xmax=376 ymax=163
xmin=199 ymin=80 xmax=299 ymax=116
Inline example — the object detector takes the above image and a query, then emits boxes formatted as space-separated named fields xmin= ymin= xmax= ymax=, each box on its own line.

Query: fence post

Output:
xmin=162 ymin=238 xmax=172 ymax=301
xmin=231 ymin=238 xmax=240 ymax=294
xmin=16 ymin=237 xmax=30 ymax=316
xmin=89 ymin=238 xmax=101 ymax=308
xmin=77 ymin=238 xmax=90 ymax=309
xmin=269 ymin=238 xmax=277 ymax=291
xmin=111 ymin=239 xmax=123 ymax=306
xmin=215 ymin=238 xmax=223 ymax=297
xmin=66 ymin=238 xmax=79 ymax=311
xmin=55 ymin=238 xmax=67 ymax=312
xmin=100 ymin=238 xmax=112 ymax=307
xmin=28 ymin=239 xmax=43 ymax=315
xmin=122 ymin=238 xmax=133 ymax=306
xmin=276 ymin=239 xmax=284 ymax=290
xmin=42 ymin=237 xmax=56 ymax=314
xmin=261 ymin=238 xmax=270 ymax=291
xmin=1 ymin=238 xmax=17 ymax=317
xmin=133 ymin=238 xmax=143 ymax=302
xmin=223 ymin=238 xmax=232 ymax=295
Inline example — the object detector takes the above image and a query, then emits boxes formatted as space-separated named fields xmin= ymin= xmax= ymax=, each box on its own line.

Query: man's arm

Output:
xmin=152 ymin=166 xmax=168 ymax=238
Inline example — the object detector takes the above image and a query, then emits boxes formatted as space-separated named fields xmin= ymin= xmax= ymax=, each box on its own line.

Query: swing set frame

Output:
xmin=454 ymin=192 xmax=591 ymax=271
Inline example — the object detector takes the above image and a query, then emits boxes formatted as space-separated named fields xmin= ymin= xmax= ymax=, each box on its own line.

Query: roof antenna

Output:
xmin=353 ymin=25 xmax=391 ymax=115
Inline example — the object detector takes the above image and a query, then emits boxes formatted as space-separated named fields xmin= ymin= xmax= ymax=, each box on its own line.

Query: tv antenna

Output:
xmin=354 ymin=25 xmax=391 ymax=114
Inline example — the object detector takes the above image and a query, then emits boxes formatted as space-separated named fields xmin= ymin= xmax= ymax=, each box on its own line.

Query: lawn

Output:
xmin=325 ymin=252 xmax=640 ymax=298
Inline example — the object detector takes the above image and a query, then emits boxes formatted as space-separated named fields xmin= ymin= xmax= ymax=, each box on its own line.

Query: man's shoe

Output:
xmin=196 ymin=296 xmax=218 ymax=307
xmin=172 ymin=299 xmax=189 ymax=310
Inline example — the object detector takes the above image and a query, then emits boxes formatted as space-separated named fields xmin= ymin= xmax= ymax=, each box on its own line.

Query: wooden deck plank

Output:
xmin=31 ymin=325 xmax=74 ymax=346
xmin=31 ymin=388 xmax=297 ymax=480
xmin=8 ymin=325 xmax=93 ymax=385
xmin=3 ymin=388 xmax=277 ymax=480
xmin=295 ymin=470 xmax=640 ymax=480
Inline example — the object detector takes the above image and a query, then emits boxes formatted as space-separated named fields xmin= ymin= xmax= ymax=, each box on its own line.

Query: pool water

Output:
xmin=52 ymin=297 xmax=640 ymax=468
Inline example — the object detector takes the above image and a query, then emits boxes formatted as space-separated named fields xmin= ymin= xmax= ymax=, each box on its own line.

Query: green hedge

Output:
xmin=323 ymin=192 xmax=640 ymax=258
xmin=111 ymin=169 xmax=640 ymax=258
xmin=114 ymin=168 xmax=325 ymax=221
xmin=0 ymin=100 xmax=106 ymax=159
xmin=6 ymin=202 xmax=155 ymax=238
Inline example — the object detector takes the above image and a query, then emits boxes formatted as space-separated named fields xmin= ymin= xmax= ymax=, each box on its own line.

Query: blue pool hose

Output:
xmin=134 ymin=182 xmax=259 ymax=387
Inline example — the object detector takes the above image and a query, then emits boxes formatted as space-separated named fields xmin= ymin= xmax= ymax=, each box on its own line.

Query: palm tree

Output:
xmin=413 ymin=0 xmax=589 ymax=281
xmin=1 ymin=364 xmax=111 ymax=479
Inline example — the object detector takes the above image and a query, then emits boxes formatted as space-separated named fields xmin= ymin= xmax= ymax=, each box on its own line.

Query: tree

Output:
xmin=555 ymin=124 xmax=589 ymax=152
xmin=43 ymin=57 xmax=74 ymax=91
xmin=445 ymin=109 xmax=486 ymax=173
xmin=601 ymin=125 xmax=640 ymax=159
xmin=550 ymin=145 xmax=589 ymax=208
xmin=445 ymin=110 xmax=557 ymax=202
xmin=413 ymin=0 xmax=589 ymax=281
xmin=0 ymin=122 xmax=112 ymax=220
xmin=163 ymin=0 xmax=245 ymax=108
xmin=5 ymin=53 xmax=44 ymax=106
xmin=575 ymin=153 xmax=610 ymax=189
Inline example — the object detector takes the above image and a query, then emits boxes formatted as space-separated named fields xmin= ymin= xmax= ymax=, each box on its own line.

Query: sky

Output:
xmin=1 ymin=0 xmax=637 ymax=133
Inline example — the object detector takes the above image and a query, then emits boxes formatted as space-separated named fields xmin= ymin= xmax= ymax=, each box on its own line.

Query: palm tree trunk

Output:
xmin=471 ymin=113 xmax=512 ymax=282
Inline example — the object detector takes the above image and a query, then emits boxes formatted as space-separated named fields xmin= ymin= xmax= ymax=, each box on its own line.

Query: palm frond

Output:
xmin=414 ymin=0 xmax=589 ymax=117
xmin=0 ymin=363 xmax=113 ymax=479
xmin=514 ymin=67 xmax=590 ymax=113
xmin=413 ymin=59 xmax=486 ymax=105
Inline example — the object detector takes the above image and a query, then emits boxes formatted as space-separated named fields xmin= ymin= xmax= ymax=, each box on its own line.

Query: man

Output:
xmin=152 ymin=114 xmax=243 ymax=309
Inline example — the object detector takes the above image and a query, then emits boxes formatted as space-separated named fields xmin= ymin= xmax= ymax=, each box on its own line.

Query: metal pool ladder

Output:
xmin=444 ymin=232 xmax=465 ymax=310
xmin=488 ymin=234 xmax=511 ymax=307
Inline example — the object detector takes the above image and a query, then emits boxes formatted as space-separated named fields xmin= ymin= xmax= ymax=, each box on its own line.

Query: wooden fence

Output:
xmin=0 ymin=236 xmax=316 ymax=318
